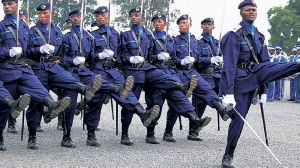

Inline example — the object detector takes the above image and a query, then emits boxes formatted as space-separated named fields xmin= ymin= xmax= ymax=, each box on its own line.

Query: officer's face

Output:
xmin=95 ymin=13 xmax=108 ymax=26
xmin=38 ymin=10 xmax=52 ymax=24
xmin=3 ymin=2 xmax=18 ymax=15
xmin=297 ymin=50 xmax=300 ymax=55
xmin=153 ymin=19 xmax=166 ymax=32
xmin=240 ymin=5 xmax=257 ymax=24
xmin=178 ymin=19 xmax=191 ymax=33
xmin=201 ymin=22 xmax=214 ymax=35
xmin=130 ymin=12 xmax=143 ymax=26
xmin=269 ymin=50 xmax=274 ymax=55
xmin=275 ymin=49 xmax=281 ymax=55
xmin=65 ymin=21 xmax=72 ymax=29
xmin=70 ymin=14 xmax=84 ymax=27
xmin=19 ymin=15 xmax=27 ymax=22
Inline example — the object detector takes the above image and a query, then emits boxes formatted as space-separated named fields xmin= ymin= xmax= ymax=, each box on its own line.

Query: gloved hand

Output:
xmin=181 ymin=56 xmax=195 ymax=65
xmin=129 ymin=56 xmax=144 ymax=64
xmin=157 ymin=52 xmax=170 ymax=61
xmin=73 ymin=56 xmax=86 ymax=65
xmin=9 ymin=47 xmax=22 ymax=57
xmin=258 ymin=94 xmax=267 ymax=107
xmin=222 ymin=94 xmax=236 ymax=108
xmin=40 ymin=44 xmax=55 ymax=54
xmin=103 ymin=49 xmax=114 ymax=58
xmin=211 ymin=56 xmax=223 ymax=66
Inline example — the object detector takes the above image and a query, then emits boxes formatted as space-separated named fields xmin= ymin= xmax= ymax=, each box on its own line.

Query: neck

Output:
xmin=8 ymin=14 xmax=17 ymax=21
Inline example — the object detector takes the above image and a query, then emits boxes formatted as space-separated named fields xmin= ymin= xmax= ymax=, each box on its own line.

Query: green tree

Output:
xmin=267 ymin=0 xmax=300 ymax=54
xmin=21 ymin=0 xmax=97 ymax=29
xmin=112 ymin=0 xmax=180 ymax=31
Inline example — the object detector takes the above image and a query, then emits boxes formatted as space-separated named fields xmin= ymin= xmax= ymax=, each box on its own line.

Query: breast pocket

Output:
xmin=54 ymin=38 xmax=62 ymax=46
xmin=4 ymin=32 xmax=15 ymax=45
xmin=95 ymin=38 xmax=106 ymax=48
xmin=31 ymin=37 xmax=44 ymax=47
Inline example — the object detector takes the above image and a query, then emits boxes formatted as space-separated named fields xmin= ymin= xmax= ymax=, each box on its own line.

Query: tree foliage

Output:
xmin=21 ymin=0 xmax=97 ymax=29
xmin=112 ymin=0 xmax=180 ymax=31
xmin=267 ymin=0 xmax=300 ymax=53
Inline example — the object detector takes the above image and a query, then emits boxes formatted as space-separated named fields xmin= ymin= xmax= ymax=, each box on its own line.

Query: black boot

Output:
xmin=187 ymin=122 xmax=203 ymax=141
xmin=86 ymin=128 xmax=100 ymax=147
xmin=75 ymin=100 xmax=84 ymax=116
xmin=135 ymin=104 xmax=160 ymax=127
xmin=187 ymin=111 xmax=212 ymax=132
xmin=214 ymin=102 xmax=230 ymax=121
xmin=27 ymin=127 xmax=39 ymax=150
xmin=175 ymin=75 xmax=197 ymax=98
xmin=43 ymin=97 xmax=71 ymax=123
xmin=7 ymin=117 xmax=18 ymax=134
xmin=36 ymin=124 xmax=44 ymax=132
xmin=120 ymin=124 xmax=133 ymax=146
xmin=110 ymin=76 xmax=134 ymax=99
xmin=4 ymin=94 xmax=30 ymax=119
xmin=221 ymin=145 xmax=236 ymax=168
xmin=0 ymin=130 xmax=6 ymax=151
xmin=57 ymin=113 xmax=63 ymax=131
xmin=61 ymin=129 xmax=76 ymax=148
xmin=145 ymin=127 xmax=160 ymax=144
xmin=76 ymin=75 xmax=102 ymax=101
xmin=163 ymin=124 xmax=176 ymax=142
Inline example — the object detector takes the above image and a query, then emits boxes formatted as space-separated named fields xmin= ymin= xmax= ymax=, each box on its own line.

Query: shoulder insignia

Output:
xmin=90 ymin=26 xmax=99 ymax=32
xmin=29 ymin=23 xmax=36 ymax=29
xmin=62 ymin=29 xmax=71 ymax=35
xmin=231 ymin=25 xmax=242 ymax=33
xmin=121 ymin=27 xmax=131 ymax=33
xmin=85 ymin=30 xmax=95 ymax=39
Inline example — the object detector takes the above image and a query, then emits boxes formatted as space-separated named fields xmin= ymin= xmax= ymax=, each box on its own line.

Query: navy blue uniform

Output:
xmin=219 ymin=21 xmax=299 ymax=148
xmin=273 ymin=54 xmax=288 ymax=100
xmin=289 ymin=55 xmax=296 ymax=100
xmin=0 ymin=15 xmax=53 ymax=130
xmin=294 ymin=54 xmax=300 ymax=102
xmin=266 ymin=54 xmax=275 ymax=101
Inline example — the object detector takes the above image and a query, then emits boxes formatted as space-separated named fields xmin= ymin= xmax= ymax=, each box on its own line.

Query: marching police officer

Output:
xmin=266 ymin=45 xmax=275 ymax=102
xmin=219 ymin=1 xmax=300 ymax=167
xmin=294 ymin=45 xmax=300 ymax=103
xmin=19 ymin=9 xmax=27 ymax=22
xmin=288 ymin=46 xmax=298 ymax=101
xmin=273 ymin=45 xmax=288 ymax=100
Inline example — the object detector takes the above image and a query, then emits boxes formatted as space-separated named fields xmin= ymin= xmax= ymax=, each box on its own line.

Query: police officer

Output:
xmin=0 ymin=0 xmax=72 ymax=150
xmin=219 ymin=1 xmax=300 ymax=167
xmin=266 ymin=45 xmax=275 ymax=102
xmin=294 ymin=45 xmax=300 ymax=103
xmin=65 ymin=17 xmax=72 ymax=29
xmin=273 ymin=45 xmax=288 ymax=100
xmin=19 ymin=9 xmax=27 ymax=22
xmin=287 ymin=46 xmax=297 ymax=101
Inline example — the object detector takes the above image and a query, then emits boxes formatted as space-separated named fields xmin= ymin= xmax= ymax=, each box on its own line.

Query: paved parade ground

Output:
xmin=1 ymin=81 xmax=299 ymax=167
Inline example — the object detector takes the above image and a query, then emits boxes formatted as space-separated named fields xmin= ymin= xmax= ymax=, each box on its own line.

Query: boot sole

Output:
xmin=143 ymin=105 xmax=160 ymax=127
xmin=86 ymin=141 xmax=101 ymax=147
xmin=50 ymin=97 xmax=71 ymax=119
xmin=11 ymin=94 xmax=31 ymax=119
xmin=85 ymin=75 xmax=103 ymax=101
xmin=186 ymin=75 xmax=198 ymax=98
xmin=120 ymin=76 xmax=134 ymax=99
xmin=195 ymin=117 xmax=212 ymax=132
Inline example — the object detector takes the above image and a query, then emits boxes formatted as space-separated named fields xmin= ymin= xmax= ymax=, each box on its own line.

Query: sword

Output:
xmin=48 ymin=0 xmax=53 ymax=44
xmin=232 ymin=107 xmax=281 ymax=165
xmin=26 ymin=0 xmax=30 ymax=23
xmin=137 ymin=0 xmax=144 ymax=56
xmin=164 ymin=0 xmax=172 ymax=52
xmin=258 ymin=88 xmax=269 ymax=146
xmin=216 ymin=0 xmax=227 ymax=56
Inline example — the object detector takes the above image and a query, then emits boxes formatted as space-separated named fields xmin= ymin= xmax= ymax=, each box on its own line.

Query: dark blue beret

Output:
xmin=129 ymin=6 xmax=145 ymax=15
xmin=2 ymin=0 xmax=18 ymax=3
xmin=176 ymin=14 xmax=191 ymax=25
xmin=201 ymin=18 xmax=214 ymax=25
xmin=238 ymin=0 xmax=257 ymax=9
xmin=36 ymin=2 xmax=50 ymax=11
xmin=151 ymin=13 xmax=166 ymax=22
xmin=94 ymin=6 xmax=108 ymax=14
xmin=65 ymin=17 xmax=70 ymax=23
xmin=69 ymin=7 xmax=83 ymax=16
xmin=19 ymin=9 xmax=27 ymax=17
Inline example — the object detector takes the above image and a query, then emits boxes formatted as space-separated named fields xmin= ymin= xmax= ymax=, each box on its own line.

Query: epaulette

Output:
xmin=29 ymin=23 xmax=36 ymax=29
xmin=62 ymin=29 xmax=70 ymax=35
xmin=232 ymin=25 xmax=242 ymax=33
xmin=199 ymin=35 xmax=204 ymax=40
xmin=56 ymin=24 xmax=62 ymax=31
xmin=85 ymin=30 xmax=94 ymax=39
xmin=121 ymin=27 xmax=131 ymax=32
xmin=145 ymin=28 xmax=154 ymax=37
xmin=90 ymin=26 xmax=99 ymax=32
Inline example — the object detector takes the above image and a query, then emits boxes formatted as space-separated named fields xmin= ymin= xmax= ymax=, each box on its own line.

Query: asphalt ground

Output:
xmin=1 ymin=80 xmax=299 ymax=167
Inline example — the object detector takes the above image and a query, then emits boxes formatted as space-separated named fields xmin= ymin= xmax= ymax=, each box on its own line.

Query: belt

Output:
xmin=177 ymin=64 xmax=193 ymax=70
xmin=237 ymin=61 xmax=253 ymax=69
xmin=38 ymin=56 xmax=60 ymax=63
xmin=97 ymin=60 xmax=116 ymax=68
xmin=198 ymin=68 xmax=214 ymax=74
xmin=3 ymin=58 xmax=34 ymax=65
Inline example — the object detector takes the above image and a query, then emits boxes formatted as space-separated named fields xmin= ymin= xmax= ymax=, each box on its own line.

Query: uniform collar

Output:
xmin=98 ymin=26 xmax=110 ymax=33
xmin=4 ymin=15 xmax=17 ymax=26
xmin=154 ymin=31 xmax=166 ymax=40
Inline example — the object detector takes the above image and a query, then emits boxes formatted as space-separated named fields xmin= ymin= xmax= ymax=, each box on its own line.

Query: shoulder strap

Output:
xmin=130 ymin=30 xmax=144 ymax=57
xmin=204 ymin=40 xmax=214 ymax=56
xmin=71 ymin=29 xmax=80 ymax=49
xmin=7 ymin=26 xmax=17 ymax=42
xmin=33 ymin=27 xmax=47 ymax=44
xmin=151 ymin=33 xmax=165 ymax=51
xmin=241 ymin=30 xmax=259 ymax=64
xmin=180 ymin=35 xmax=193 ymax=57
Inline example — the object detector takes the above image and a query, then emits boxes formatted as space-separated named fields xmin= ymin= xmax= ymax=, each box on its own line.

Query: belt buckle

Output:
xmin=40 ymin=57 xmax=45 ymax=63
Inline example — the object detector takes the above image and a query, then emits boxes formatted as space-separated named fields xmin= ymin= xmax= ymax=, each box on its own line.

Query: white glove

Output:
xmin=40 ymin=44 xmax=55 ymax=54
xmin=9 ymin=47 xmax=22 ymax=57
xmin=181 ymin=56 xmax=195 ymax=65
xmin=130 ymin=56 xmax=144 ymax=64
xmin=258 ymin=94 xmax=267 ymax=107
xmin=157 ymin=52 xmax=170 ymax=61
xmin=222 ymin=94 xmax=236 ymax=108
xmin=73 ymin=56 xmax=86 ymax=65
xmin=103 ymin=49 xmax=114 ymax=58
xmin=211 ymin=56 xmax=222 ymax=66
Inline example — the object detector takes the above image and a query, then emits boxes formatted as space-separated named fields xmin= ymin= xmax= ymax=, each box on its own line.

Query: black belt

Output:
xmin=198 ymin=68 xmax=214 ymax=74
xmin=97 ymin=60 xmax=116 ymax=68
xmin=3 ymin=58 xmax=34 ymax=65
xmin=177 ymin=64 xmax=193 ymax=70
xmin=237 ymin=61 xmax=252 ymax=69
xmin=38 ymin=56 xmax=60 ymax=63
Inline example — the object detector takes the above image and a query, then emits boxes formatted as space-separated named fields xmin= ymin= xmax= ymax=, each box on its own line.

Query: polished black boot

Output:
xmin=135 ymin=104 xmax=160 ymax=127
xmin=7 ymin=117 xmax=18 ymax=134
xmin=36 ymin=124 xmax=44 ymax=132
xmin=86 ymin=128 xmax=100 ymax=147
xmin=120 ymin=124 xmax=133 ymax=146
xmin=187 ymin=122 xmax=202 ymax=141
xmin=145 ymin=127 xmax=160 ymax=144
xmin=175 ymin=75 xmax=197 ymax=97
xmin=163 ymin=124 xmax=176 ymax=142
xmin=110 ymin=76 xmax=134 ymax=99
xmin=27 ymin=127 xmax=39 ymax=150
xmin=57 ymin=113 xmax=63 ymax=131
xmin=61 ymin=129 xmax=76 ymax=148
xmin=214 ymin=102 xmax=230 ymax=121
xmin=0 ymin=130 xmax=6 ymax=151
xmin=43 ymin=97 xmax=71 ymax=123
xmin=76 ymin=75 xmax=102 ymax=101
xmin=187 ymin=111 xmax=212 ymax=132
xmin=221 ymin=145 xmax=236 ymax=168
xmin=4 ymin=94 xmax=30 ymax=119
